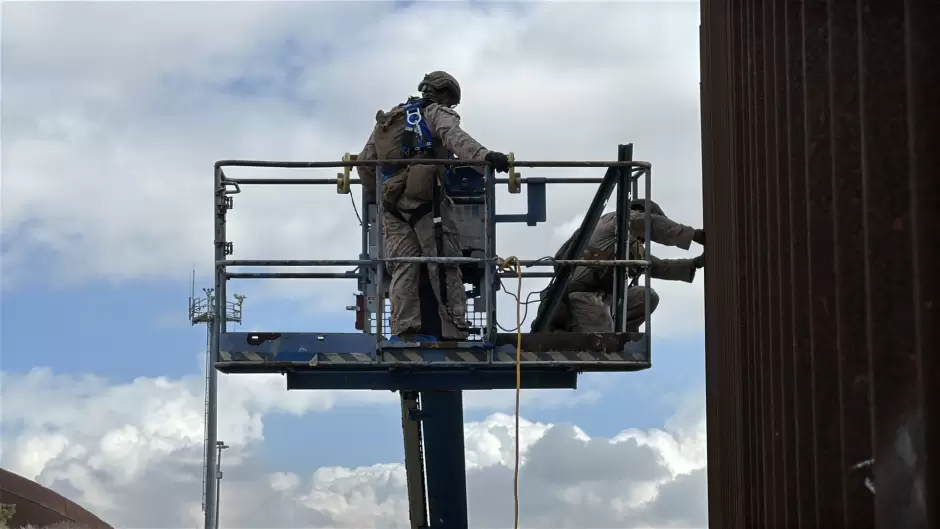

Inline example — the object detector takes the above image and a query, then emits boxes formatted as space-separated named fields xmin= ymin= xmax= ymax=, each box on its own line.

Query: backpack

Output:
xmin=370 ymin=97 xmax=451 ymax=203
xmin=374 ymin=98 xmax=438 ymax=166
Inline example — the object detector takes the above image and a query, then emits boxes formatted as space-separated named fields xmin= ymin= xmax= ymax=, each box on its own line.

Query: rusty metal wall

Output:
xmin=699 ymin=0 xmax=939 ymax=528
xmin=0 ymin=469 xmax=114 ymax=529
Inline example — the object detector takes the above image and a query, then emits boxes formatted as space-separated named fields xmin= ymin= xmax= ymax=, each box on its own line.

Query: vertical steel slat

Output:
xmin=701 ymin=0 xmax=938 ymax=526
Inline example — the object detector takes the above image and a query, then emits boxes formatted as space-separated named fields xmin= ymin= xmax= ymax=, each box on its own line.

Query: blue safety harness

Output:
xmin=380 ymin=98 xmax=455 ymax=182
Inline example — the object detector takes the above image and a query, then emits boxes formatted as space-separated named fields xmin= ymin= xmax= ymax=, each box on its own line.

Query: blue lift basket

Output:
xmin=204 ymin=144 xmax=655 ymax=529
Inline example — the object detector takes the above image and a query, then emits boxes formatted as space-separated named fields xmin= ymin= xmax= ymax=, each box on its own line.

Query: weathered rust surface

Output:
xmin=700 ymin=0 xmax=939 ymax=527
xmin=0 ymin=468 xmax=114 ymax=529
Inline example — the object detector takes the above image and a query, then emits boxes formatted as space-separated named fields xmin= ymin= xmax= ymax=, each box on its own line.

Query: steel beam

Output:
xmin=220 ymin=258 xmax=647 ymax=267
xmin=421 ymin=391 xmax=469 ymax=529
xmin=400 ymin=392 xmax=428 ymax=529
xmin=216 ymin=159 xmax=650 ymax=169
xmin=204 ymin=166 xmax=225 ymax=529
xmin=529 ymin=166 xmax=621 ymax=332
xmin=613 ymin=144 xmax=634 ymax=330
xmin=284 ymin=369 xmax=578 ymax=391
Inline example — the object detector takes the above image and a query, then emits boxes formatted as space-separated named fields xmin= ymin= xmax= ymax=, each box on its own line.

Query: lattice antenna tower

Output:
xmin=187 ymin=269 xmax=245 ymax=513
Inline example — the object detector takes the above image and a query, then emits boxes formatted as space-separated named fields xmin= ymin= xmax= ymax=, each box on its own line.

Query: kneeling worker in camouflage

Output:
xmin=536 ymin=200 xmax=705 ymax=333
xmin=356 ymin=71 xmax=510 ymax=341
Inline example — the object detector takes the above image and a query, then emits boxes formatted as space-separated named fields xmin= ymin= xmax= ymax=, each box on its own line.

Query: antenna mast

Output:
xmin=189 ymin=273 xmax=245 ymax=515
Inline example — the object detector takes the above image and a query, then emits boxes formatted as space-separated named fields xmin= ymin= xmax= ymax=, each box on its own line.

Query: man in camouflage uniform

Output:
xmin=357 ymin=71 xmax=510 ymax=340
xmin=536 ymin=200 xmax=705 ymax=333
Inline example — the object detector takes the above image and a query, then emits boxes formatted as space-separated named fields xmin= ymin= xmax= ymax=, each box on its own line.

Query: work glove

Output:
xmin=485 ymin=151 xmax=510 ymax=173
xmin=693 ymin=252 xmax=705 ymax=269
xmin=693 ymin=229 xmax=706 ymax=246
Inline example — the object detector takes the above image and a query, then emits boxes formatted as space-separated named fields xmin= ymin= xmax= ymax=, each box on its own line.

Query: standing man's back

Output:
xmin=356 ymin=71 xmax=510 ymax=341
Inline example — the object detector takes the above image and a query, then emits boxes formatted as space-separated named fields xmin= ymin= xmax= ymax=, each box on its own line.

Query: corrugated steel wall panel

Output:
xmin=699 ymin=0 xmax=939 ymax=527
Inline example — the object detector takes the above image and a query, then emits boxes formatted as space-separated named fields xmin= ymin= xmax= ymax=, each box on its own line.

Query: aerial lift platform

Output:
xmin=205 ymin=144 xmax=656 ymax=529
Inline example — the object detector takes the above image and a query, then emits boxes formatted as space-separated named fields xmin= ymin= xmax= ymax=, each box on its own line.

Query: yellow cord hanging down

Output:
xmin=497 ymin=255 xmax=523 ymax=529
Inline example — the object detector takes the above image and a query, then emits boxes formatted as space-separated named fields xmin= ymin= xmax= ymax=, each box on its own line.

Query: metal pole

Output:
xmin=205 ymin=166 xmax=224 ymax=529
xmin=375 ymin=170 xmax=386 ymax=338
xmin=214 ymin=441 xmax=228 ymax=529
xmin=214 ymin=475 xmax=220 ymax=529
xmin=216 ymin=159 xmax=650 ymax=169
xmin=226 ymin=272 xmax=363 ymax=279
xmin=400 ymin=392 xmax=428 ymax=529
xmin=224 ymin=176 xmax=611 ymax=186
xmin=613 ymin=144 xmax=634 ymax=331
xmin=643 ymin=167 xmax=652 ymax=360
xmin=221 ymin=258 xmax=646 ymax=267
xmin=359 ymin=183 xmax=372 ymax=334
xmin=629 ymin=168 xmax=640 ymax=330
xmin=483 ymin=166 xmax=496 ymax=342
xmin=226 ymin=270 xmax=556 ymax=279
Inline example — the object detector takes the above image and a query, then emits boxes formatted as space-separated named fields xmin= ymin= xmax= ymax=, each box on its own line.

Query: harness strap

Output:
xmin=384 ymin=200 xmax=433 ymax=226
xmin=401 ymin=99 xmax=434 ymax=159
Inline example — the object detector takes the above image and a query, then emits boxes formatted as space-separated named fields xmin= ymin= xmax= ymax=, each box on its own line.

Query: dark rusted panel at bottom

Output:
xmin=0 ymin=468 xmax=114 ymax=529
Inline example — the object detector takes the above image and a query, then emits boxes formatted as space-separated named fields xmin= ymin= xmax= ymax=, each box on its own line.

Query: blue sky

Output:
xmin=1 ymin=2 xmax=708 ymax=526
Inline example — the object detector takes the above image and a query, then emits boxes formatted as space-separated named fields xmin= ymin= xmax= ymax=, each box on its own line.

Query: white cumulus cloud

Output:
xmin=2 ymin=0 xmax=706 ymax=338
xmin=1 ymin=367 xmax=706 ymax=528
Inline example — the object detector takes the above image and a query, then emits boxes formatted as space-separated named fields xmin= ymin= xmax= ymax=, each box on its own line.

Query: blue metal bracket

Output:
xmin=526 ymin=178 xmax=547 ymax=225
xmin=494 ymin=178 xmax=547 ymax=226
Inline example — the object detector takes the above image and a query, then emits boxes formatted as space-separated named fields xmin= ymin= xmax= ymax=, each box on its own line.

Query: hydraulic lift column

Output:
xmin=421 ymin=390 xmax=469 ymax=529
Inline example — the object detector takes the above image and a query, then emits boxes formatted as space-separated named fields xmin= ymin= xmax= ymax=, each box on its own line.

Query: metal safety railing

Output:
xmin=202 ymin=152 xmax=655 ymax=529
xmin=211 ymin=154 xmax=654 ymax=343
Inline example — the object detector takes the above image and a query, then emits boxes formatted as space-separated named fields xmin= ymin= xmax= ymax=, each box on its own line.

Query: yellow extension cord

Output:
xmin=497 ymin=255 xmax=523 ymax=529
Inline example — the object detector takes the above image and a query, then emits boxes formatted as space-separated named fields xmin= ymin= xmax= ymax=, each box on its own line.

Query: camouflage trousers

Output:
xmin=623 ymin=285 xmax=661 ymax=331
xmin=383 ymin=195 xmax=468 ymax=340
xmin=550 ymin=286 xmax=661 ymax=332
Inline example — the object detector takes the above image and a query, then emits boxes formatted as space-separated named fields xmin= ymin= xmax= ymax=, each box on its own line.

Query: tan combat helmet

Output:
xmin=418 ymin=71 xmax=462 ymax=106
xmin=630 ymin=199 xmax=667 ymax=218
